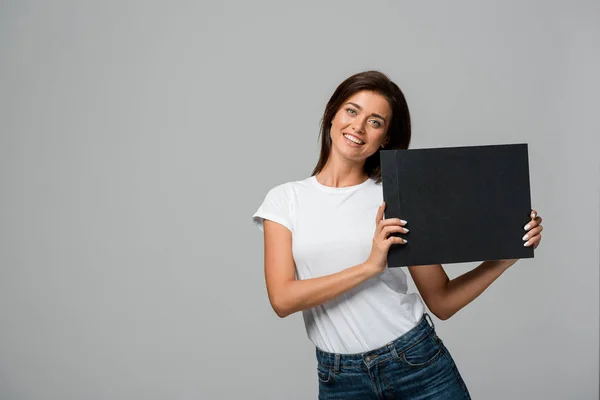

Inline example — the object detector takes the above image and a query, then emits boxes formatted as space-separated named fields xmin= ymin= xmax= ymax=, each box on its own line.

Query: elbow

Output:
xmin=267 ymin=281 xmax=301 ymax=318
xmin=273 ymin=305 xmax=291 ymax=318
xmin=270 ymin=296 xmax=294 ymax=319
xmin=427 ymin=302 xmax=455 ymax=321
xmin=432 ymin=309 xmax=453 ymax=321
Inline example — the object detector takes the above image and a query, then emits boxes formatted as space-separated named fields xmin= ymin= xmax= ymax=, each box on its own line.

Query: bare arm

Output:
xmin=262 ymin=202 xmax=406 ymax=318
xmin=263 ymin=220 xmax=377 ymax=318
xmin=408 ymin=260 xmax=516 ymax=320
xmin=408 ymin=210 xmax=544 ymax=320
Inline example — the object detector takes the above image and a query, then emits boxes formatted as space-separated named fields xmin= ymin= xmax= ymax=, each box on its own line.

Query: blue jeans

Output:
xmin=315 ymin=313 xmax=471 ymax=399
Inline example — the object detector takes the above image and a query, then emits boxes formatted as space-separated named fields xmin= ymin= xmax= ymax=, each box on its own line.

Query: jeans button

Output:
xmin=365 ymin=356 xmax=371 ymax=362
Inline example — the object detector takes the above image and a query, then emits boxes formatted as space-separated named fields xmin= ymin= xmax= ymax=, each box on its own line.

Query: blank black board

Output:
xmin=380 ymin=143 xmax=534 ymax=267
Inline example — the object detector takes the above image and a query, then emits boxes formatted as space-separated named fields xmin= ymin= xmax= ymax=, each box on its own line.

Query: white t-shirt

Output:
xmin=252 ymin=175 xmax=424 ymax=354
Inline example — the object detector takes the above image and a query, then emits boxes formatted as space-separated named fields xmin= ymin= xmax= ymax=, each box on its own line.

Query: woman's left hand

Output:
xmin=523 ymin=209 xmax=543 ymax=249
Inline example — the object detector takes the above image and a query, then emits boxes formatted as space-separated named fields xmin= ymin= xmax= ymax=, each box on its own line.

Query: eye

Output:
xmin=370 ymin=120 xmax=382 ymax=128
xmin=346 ymin=108 xmax=357 ymax=115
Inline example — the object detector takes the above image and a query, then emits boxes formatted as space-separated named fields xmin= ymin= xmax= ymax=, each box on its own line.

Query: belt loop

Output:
xmin=334 ymin=353 xmax=340 ymax=373
xmin=389 ymin=342 xmax=399 ymax=359
xmin=424 ymin=312 xmax=435 ymax=330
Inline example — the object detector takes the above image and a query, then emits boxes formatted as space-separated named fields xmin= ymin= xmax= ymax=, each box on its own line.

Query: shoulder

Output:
xmin=262 ymin=180 xmax=298 ymax=201
xmin=253 ymin=176 xmax=312 ymax=233
xmin=361 ymin=178 xmax=384 ymax=204
xmin=365 ymin=177 xmax=383 ymax=194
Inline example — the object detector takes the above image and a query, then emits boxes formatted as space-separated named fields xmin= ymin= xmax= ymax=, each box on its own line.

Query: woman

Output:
xmin=252 ymin=70 xmax=543 ymax=399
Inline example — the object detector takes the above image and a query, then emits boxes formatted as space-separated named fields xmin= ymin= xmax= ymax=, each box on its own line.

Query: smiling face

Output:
xmin=329 ymin=90 xmax=392 ymax=165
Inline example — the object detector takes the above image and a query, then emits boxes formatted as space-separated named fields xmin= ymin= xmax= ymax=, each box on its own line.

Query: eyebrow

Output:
xmin=346 ymin=102 xmax=387 ymax=122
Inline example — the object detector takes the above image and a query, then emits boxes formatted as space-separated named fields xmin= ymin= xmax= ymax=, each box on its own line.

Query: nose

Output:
xmin=352 ymin=119 xmax=365 ymax=133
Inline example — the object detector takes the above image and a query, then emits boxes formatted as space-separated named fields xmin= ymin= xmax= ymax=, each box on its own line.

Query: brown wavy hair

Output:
xmin=311 ymin=70 xmax=411 ymax=183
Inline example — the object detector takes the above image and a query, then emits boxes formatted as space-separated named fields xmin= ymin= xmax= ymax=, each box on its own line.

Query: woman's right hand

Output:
xmin=366 ymin=202 xmax=408 ymax=275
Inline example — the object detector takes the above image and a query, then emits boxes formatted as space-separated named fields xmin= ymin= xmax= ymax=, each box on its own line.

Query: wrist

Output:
xmin=362 ymin=259 xmax=383 ymax=278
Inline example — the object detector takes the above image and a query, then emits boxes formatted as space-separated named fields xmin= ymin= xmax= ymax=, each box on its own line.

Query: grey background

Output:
xmin=1 ymin=1 xmax=598 ymax=399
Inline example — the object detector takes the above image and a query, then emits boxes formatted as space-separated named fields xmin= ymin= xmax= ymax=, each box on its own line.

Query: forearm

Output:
xmin=439 ymin=259 xmax=517 ymax=319
xmin=273 ymin=262 xmax=376 ymax=318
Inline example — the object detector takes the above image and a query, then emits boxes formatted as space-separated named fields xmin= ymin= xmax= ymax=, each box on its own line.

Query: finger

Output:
xmin=381 ymin=225 xmax=409 ymax=238
xmin=524 ymin=216 xmax=542 ymax=231
xmin=530 ymin=210 xmax=538 ymax=220
xmin=375 ymin=202 xmax=385 ymax=226
xmin=522 ymin=225 xmax=543 ymax=242
xmin=386 ymin=236 xmax=407 ymax=245
xmin=379 ymin=218 xmax=408 ymax=228
xmin=524 ymin=233 xmax=542 ymax=247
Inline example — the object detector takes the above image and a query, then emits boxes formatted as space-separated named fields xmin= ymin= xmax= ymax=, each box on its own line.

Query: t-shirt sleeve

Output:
xmin=252 ymin=184 xmax=294 ymax=233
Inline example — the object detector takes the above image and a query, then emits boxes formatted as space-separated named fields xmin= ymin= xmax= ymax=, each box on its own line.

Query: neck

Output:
xmin=315 ymin=154 xmax=368 ymax=188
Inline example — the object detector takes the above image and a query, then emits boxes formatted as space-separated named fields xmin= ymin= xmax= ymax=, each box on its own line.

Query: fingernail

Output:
xmin=522 ymin=234 xmax=529 ymax=241
xmin=401 ymin=220 xmax=407 ymax=224
xmin=523 ymin=240 xmax=530 ymax=246
xmin=533 ymin=212 xmax=537 ymax=219
xmin=524 ymin=224 xmax=530 ymax=230
xmin=404 ymin=228 xmax=410 ymax=232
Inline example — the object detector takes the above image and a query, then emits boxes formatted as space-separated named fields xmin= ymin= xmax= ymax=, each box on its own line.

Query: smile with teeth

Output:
xmin=343 ymin=133 xmax=365 ymax=145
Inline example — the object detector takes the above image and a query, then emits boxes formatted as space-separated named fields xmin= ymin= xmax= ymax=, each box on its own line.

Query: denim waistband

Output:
xmin=315 ymin=312 xmax=436 ymax=370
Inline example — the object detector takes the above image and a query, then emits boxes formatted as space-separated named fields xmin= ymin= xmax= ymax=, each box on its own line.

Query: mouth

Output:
xmin=343 ymin=133 xmax=365 ymax=146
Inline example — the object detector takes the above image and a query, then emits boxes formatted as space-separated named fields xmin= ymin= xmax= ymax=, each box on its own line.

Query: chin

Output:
xmin=334 ymin=145 xmax=369 ymax=164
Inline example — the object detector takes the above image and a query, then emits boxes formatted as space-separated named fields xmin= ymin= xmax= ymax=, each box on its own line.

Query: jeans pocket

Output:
xmin=398 ymin=331 xmax=444 ymax=368
xmin=317 ymin=364 xmax=334 ymax=384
